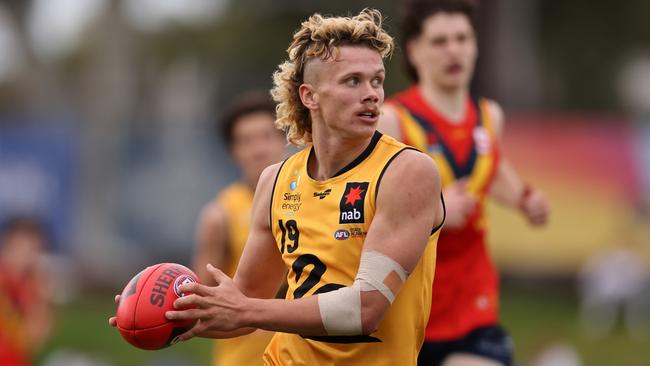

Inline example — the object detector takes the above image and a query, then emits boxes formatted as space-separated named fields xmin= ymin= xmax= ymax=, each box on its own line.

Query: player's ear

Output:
xmin=299 ymin=83 xmax=319 ymax=110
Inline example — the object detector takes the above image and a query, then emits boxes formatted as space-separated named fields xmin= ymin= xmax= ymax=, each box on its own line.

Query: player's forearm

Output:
xmin=242 ymin=296 xmax=328 ymax=335
xmin=489 ymin=159 xmax=525 ymax=208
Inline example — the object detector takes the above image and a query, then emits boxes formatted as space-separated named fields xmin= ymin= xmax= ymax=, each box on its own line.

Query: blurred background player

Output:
xmin=379 ymin=1 xmax=550 ymax=365
xmin=0 ymin=216 xmax=55 ymax=366
xmin=192 ymin=92 xmax=287 ymax=366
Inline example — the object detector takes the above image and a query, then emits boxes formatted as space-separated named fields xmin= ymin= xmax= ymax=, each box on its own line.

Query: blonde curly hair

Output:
xmin=271 ymin=8 xmax=394 ymax=146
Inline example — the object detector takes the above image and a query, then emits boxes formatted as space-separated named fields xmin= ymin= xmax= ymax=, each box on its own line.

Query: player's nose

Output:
xmin=361 ymin=83 xmax=380 ymax=104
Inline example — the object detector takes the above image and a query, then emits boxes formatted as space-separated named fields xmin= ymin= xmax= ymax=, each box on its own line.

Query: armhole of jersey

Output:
xmin=269 ymin=159 xmax=288 ymax=229
xmin=431 ymin=192 xmax=446 ymax=235
xmin=374 ymin=147 xmax=446 ymax=236
xmin=478 ymin=98 xmax=497 ymax=139
xmin=374 ymin=146 xmax=414 ymax=204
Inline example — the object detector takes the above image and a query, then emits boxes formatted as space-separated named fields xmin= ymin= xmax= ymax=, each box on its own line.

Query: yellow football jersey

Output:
xmin=263 ymin=131 xmax=442 ymax=366
xmin=217 ymin=183 xmax=254 ymax=277
xmin=213 ymin=183 xmax=273 ymax=366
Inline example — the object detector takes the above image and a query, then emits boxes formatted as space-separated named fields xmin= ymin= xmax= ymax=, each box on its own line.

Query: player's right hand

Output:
xmin=442 ymin=180 xmax=477 ymax=229
xmin=165 ymin=264 xmax=248 ymax=341
xmin=108 ymin=294 xmax=120 ymax=327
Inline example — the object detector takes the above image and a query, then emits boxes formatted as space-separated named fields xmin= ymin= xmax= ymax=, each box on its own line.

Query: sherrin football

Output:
xmin=115 ymin=263 xmax=200 ymax=350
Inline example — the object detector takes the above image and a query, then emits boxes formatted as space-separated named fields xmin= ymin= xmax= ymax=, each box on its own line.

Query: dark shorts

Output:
xmin=418 ymin=325 xmax=514 ymax=366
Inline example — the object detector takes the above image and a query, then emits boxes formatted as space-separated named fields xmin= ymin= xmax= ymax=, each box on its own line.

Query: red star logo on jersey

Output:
xmin=344 ymin=186 xmax=365 ymax=206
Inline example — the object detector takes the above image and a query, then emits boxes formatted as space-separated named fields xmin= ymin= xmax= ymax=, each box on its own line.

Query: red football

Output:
xmin=115 ymin=263 xmax=200 ymax=350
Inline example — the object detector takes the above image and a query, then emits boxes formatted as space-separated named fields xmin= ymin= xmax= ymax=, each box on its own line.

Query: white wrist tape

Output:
xmin=317 ymin=250 xmax=409 ymax=335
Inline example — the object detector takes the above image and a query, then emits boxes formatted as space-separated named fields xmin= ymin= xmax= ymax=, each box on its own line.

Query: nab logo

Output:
xmin=339 ymin=182 xmax=369 ymax=224
xmin=334 ymin=229 xmax=350 ymax=240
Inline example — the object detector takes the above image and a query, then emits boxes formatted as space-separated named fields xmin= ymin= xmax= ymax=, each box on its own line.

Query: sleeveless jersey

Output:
xmin=390 ymin=86 xmax=501 ymax=341
xmin=213 ymin=183 xmax=274 ymax=366
xmin=263 ymin=131 xmax=442 ymax=366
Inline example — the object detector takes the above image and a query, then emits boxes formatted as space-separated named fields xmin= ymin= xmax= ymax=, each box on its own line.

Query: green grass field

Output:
xmin=35 ymin=283 xmax=650 ymax=366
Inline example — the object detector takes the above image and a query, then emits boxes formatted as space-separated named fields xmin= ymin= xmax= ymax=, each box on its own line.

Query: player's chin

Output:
xmin=351 ymin=120 xmax=377 ymax=137
xmin=439 ymin=73 xmax=468 ymax=88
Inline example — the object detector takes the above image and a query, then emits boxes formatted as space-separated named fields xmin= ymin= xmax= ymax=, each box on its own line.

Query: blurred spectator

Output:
xmin=578 ymin=244 xmax=650 ymax=340
xmin=530 ymin=341 xmax=582 ymax=366
xmin=0 ymin=215 xmax=55 ymax=365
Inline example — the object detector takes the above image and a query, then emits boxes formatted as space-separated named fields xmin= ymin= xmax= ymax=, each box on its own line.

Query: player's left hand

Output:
xmin=165 ymin=264 xmax=248 ymax=341
xmin=108 ymin=294 xmax=120 ymax=327
xmin=521 ymin=189 xmax=549 ymax=226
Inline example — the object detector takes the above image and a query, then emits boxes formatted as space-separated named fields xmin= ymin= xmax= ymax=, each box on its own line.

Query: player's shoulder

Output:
xmin=198 ymin=198 xmax=227 ymax=230
xmin=479 ymin=97 xmax=505 ymax=135
xmin=259 ymin=161 xmax=286 ymax=189
xmin=380 ymin=148 xmax=440 ymax=192
xmin=392 ymin=148 xmax=439 ymax=174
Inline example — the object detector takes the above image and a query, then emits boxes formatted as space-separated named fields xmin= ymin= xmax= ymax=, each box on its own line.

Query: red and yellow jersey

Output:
xmin=0 ymin=270 xmax=34 ymax=366
xmin=213 ymin=183 xmax=273 ymax=366
xmin=390 ymin=86 xmax=501 ymax=341
xmin=263 ymin=132 xmax=442 ymax=366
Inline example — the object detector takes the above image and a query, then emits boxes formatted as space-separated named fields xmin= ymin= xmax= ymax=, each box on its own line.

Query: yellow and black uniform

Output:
xmin=213 ymin=183 xmax=273 ymax=366
xmin=263 ymin=131 xmax=443 ymax=366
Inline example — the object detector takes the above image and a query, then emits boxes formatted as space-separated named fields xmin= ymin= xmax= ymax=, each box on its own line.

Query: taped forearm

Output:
xmin=317 ymin=250 xmax=408 ymax=335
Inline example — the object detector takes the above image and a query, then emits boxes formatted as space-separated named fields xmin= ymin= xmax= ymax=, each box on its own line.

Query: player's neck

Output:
xmin=309 ymin=128 xmax=374 ymax=181
xmin=419 ymin=84 xmax=468 ymax=124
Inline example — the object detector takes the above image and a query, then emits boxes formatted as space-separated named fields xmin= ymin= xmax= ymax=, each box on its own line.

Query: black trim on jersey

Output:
xmin=374 ymin=146 xmax=414 ymax=205
xmin=303 ymin=334 xmax=382 ymax=343
xmin=269 ymin=159 xmax=289 ymax=229
xmin=374 ymin=147 xmax=446 ymax=235
xmin=306 ymin=130 xmax=383 ymax=180
xmin=431 ymin=192 xmax=446 ymax=235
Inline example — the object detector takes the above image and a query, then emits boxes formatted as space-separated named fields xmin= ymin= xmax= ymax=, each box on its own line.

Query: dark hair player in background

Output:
xmin=379 ymin=1 xmax=550 ymax=365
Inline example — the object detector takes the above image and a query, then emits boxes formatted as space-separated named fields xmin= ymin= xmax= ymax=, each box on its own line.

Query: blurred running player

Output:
xmin=192 ymin=92 xmax=287 ymax=365
xmin=379 ymin=1 xmax=550 ymax=365
xmin=0 ymin=216 xmax=54 ymax=366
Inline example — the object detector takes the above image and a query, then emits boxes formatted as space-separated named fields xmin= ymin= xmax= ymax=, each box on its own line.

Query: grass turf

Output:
xmin=35 ymin=284 xmax=650 ymax=365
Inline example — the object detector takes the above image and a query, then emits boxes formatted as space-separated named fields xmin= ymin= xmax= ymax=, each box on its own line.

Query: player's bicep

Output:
xmin=364 ymin=150 xmax=442 ymax=272
xmin=193 ymin=203 xmax=229 ymax=285
xmin=233 ymin=163 xmax=286 ymax=299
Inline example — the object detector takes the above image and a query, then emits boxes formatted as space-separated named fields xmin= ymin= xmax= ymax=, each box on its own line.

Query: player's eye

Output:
xmin=345 ymin=77 xmax=360 ymax=87
xmin=431 ymin=37 xmax=446 ymax=47
xmin=371 ymin=77 xmax=383 ymax=88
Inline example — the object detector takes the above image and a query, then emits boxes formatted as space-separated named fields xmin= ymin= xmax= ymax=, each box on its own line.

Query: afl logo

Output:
xmin=334 ymin=229 xmax=350 ymax=240
xmin=173 ymin=274 xmax=196 ymax=297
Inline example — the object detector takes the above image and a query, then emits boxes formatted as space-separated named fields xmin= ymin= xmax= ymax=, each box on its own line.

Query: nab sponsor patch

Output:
xmin=334 ymin=229 xmax=350 ymax=240
xmin=339 ymin=182 xmax=369 ymax=224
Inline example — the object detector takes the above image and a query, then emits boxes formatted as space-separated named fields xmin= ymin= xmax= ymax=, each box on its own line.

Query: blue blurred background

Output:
xmin=0 ymin=1 xmax=649 ymax=365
